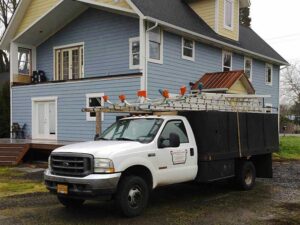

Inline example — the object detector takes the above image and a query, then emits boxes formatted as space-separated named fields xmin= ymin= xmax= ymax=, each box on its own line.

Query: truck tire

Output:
xmin=57 ymin=196 xmax=85 ymax=208
xmin=115 ymin=175 xmax=149 ymax=217
xmin=236 ymin=161 xmax=256 ymax=191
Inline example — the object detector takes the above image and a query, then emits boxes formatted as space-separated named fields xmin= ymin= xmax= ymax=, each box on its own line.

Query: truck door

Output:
xmin=155 ymin=120 xmax=197 ymax=185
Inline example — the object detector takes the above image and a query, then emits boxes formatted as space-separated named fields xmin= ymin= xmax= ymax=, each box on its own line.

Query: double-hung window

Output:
xmin=86 ymin=93 xmax=104 ymax=121
xmin=54 ymin=44 xmax=84 ymax=81
xmin=18 ymin=48 xmax=32 ymax=76
xmin=244 ymin=57 xmax=252 ymax=81
xmin=222 ymin=51 xmax=232 ymax=72
xmin=129 ymin=37 xmax=140 ymax=69
xmin=224 ymin=0 xmax=234 ymax=30
xmin=148 ymin=23 xmax=163 ymax=63
xmin=182 ymin=38 xmax=195 ymax=61
xmin=265 ymin=63 xmax=273 ymax=85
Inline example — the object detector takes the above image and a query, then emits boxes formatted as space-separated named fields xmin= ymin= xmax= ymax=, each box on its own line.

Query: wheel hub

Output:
xmin=244 ymin=170 xmax=253 ymax=186
xmin=128 ymin=186 xmax=142 ymax=208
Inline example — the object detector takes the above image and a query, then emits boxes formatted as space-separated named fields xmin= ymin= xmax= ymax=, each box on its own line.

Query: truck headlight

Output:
xmin=94 ymin=158 xmax=115 ymax=174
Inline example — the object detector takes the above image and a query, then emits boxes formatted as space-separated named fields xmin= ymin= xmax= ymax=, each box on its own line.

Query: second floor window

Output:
xmin=265 ymin=64 xmax=273 ymax=85
xmin=244 ymin=57 xmax=252 ymax=80
xmin=182 ymin=38 xmax=195 ymax=61
xmin=129 ymin=37 xmax=140 ymax=69
xmin=54 ymin=44 xmax=84 ymax=81
xmin=223 ymin=51 xmax=232 ymax=72
xmin=18 ymin=48 xmax=31 ymax=76
xmin=148 ymin=23 xmax=163 ymax=63
xmin=224 ymin=0 xmax=234 ymax=29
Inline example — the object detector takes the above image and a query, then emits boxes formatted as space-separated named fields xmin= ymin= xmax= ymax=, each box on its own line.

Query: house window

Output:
xmin=224 ymin=0 xmax=234 ymax=29
xmin=265 ymin=63 xmax=273 ymax=85
xmin=18 ymin=48 xmax=31 ymax=75
xmin=182 ymin=38 xmax=195 ymax=61
xmin=54 ymin=44 xmax=84 ymax=81
xmin=244 ymin=57 xmax=252 ymax=81
xmin=222 ymin=51 xmax=232 ymax=72
xmin=86 ymin=93 xmax=104 ymax=121
xmin=148 ymin=23 xmax=163 ymax=63
xmin=265 ymin=103 xmax=273 ymax=113
xmin=129 ymin=37 xmax=140 ymax=69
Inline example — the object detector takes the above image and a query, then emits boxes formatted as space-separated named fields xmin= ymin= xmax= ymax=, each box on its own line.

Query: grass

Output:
xmin=274 ymin=136 xmax=300 ymax=160
xmin=0 ymin=167 xmax=47 ymax=198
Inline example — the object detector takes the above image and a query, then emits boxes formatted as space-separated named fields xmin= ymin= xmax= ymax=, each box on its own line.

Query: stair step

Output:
xmin=0 ymin=161 xmax=17 ymax=166
xmin=0 ymin=156 xmax=18 ymax=161
xmin=0 ymin=152 xmax=22 ymax=156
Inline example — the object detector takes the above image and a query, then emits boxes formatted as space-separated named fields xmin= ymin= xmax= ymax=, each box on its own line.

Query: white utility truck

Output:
xmin=44 ymin=90 xmax=278 ymax=217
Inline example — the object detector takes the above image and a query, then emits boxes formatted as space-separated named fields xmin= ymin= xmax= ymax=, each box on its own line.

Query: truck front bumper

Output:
xmin=44 ymin=169 xmax=121 ymax=199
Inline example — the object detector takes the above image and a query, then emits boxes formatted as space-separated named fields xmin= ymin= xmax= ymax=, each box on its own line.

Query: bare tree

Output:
xmin=281 ymin=62 xmax=300 ymax=103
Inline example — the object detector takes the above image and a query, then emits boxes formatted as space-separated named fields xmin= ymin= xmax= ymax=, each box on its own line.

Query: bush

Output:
xmin=0 ymin=81 xmax=10 ymax=138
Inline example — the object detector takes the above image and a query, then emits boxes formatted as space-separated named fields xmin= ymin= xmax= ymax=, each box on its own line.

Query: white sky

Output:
xmin=251 ymin=0 xmax=300 ymax=63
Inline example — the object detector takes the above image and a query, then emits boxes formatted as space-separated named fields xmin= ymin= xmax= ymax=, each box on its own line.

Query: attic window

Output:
xmin=182 ymin=38 xmax=195 ymax=61
xmin=222 ymin=51 xmax=232 ymax=72
xmin=224 ymin=0 xmax=234 ymax=30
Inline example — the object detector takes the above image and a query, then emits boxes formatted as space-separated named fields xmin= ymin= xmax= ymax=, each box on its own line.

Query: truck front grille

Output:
xmin=50 ymin=153 xmax=93 ymax=177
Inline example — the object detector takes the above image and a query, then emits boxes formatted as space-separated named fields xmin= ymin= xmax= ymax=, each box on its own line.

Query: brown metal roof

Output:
xmin=192 ymin=70 xmax=256 ymax=94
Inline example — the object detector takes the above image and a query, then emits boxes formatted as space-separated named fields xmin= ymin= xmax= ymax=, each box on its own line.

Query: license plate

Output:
xmin=57 ymin=184 xmax=68 ymax=195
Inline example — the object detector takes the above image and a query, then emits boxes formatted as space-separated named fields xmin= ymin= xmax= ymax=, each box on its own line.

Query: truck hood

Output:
xmin=52 ymin=141 xmax=144 ymax=158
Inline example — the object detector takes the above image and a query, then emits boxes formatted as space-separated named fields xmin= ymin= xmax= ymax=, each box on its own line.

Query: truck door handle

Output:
xmin=190 ymin=148 xmax=194 ymax=156
xmin=148 ymin=153 xmax=156 ymax=157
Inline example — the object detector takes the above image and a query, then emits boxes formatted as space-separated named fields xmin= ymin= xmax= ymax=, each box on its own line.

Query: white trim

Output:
xmin=224 ymin=0 xmax=234 ymax=31
xmin=139 ymin=18 xmax=146 ymax=90
xmin=222 ymin=50 xmax=232 ymax=71
xmin=76 ymin=0 xmax=135 ymax=14
xmin=129 ymin=37 xmax=141 ymax=70
xmin=147 ymin=25 xmax=164 ymax=64
xmin=181 ymin=37 xmax=195 ymax=61
xmin=53 ymin=42 xmax=85 ymax=50
xmin=244 ymin=57 xmax=253 ymax=81
xmin=215 ymin=0 xmax=219 ymax=32
xmin=265 ymin=103 xmax=273 ymax=113
xmin=31 ymin=96 xmax=58 ymax=140
xmin=143 ymin=16 xmax=289 ymax=66
xmin=126 ymin=0 xmax=144 ymax=17
xmin=86 ymin=93 xmax=104 ymax=121
xmin=265 ymin=63 xmax=273 ymax=86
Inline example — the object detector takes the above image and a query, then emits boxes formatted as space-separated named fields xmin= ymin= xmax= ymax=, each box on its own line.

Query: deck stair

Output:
xmin=0 ymin=144 xmax=30 ymax=166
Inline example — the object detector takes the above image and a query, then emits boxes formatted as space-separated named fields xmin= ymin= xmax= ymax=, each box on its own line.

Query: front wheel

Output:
xmin=115 ymin=176 xmax=149 ymax=217
xmin=236 ymin=161 xmax=256 ymax=191
xmin=57 ymin=196 xmax=85 ymax=208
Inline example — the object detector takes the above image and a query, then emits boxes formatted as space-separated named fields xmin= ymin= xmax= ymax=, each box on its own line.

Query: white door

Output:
xmin=33 ymin=100 xmax=57 ymax=140
xmin=60 ymin=48 xmax=82 ymax=80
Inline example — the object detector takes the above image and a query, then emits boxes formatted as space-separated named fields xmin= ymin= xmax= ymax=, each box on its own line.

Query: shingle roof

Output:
xmin=192 ymin=70 xmax=256 ymax=94
xmin=131 ymin=0 xmax=288 ymax=65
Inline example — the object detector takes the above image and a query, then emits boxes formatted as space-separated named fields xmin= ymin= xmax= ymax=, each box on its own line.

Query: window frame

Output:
xmin=265 ymin=63 xmax=273 ymax=86
xmin=244 ymin=57 xmax=253 ymax=81
xmin=86 ymin=93 xmax=105 ymax=122
xmin=18 ymin=47 xmax=32 ymax=76
xmin=129 ymin=37 xmax=140 ymax=70
xmin=53 ymin=42 xmax=84 ymax=81
xmin=182 ymin=37 xmax=195 ymax=61
xmin=147 ymin=24 xmax=164 ymax=64
xmin=265 ymin=103 xmax=273 ymax=114
xmin=224 ymin=0 xmax=234 ymax=30
xmin=222 ymin=50 xmax=232 ymax=72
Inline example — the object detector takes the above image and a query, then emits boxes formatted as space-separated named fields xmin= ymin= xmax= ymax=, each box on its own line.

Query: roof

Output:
xmin=192 ymin=70 xmax=256 ymax=94
xmin=130 ymin=0 xmax=288 ymax=65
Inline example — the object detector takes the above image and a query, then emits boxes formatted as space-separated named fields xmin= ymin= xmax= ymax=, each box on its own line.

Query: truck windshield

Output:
xmin=98 ymin=118 xmax=164 ymax=143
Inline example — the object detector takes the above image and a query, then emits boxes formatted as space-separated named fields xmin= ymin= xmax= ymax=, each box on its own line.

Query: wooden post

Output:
xmin=96 ymin=112 xmax=102 ymax=136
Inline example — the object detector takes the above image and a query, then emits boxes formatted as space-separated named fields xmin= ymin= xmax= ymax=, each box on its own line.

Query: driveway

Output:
xmin=0 ymin=161 xmax=299 ymax=225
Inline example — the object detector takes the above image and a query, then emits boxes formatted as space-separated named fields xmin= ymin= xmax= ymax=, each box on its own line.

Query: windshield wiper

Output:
xmin=116 ymin=137 xmax=137 ymax=142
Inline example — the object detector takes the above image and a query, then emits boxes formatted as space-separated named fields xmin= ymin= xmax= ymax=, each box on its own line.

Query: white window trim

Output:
xmin=31 ymin=96 xmax=58 ymax=140
xmin=222 ymin=50 xmax=232 ymax=71
xmin=224 ymin=0 xmax=234 ymax=31
xmin=265 ymin=63 xmax=273 ymax=86
xmin=53 ymin=42 xmax=85 ymax=81
xmin=244 ymin=57 xmax=253 ymax=81
xmin=129 ymin=37 xmax=140 ymax=70
xmin=147 ymin=27 xmax=164 ymax=64
xmin=86 ymin=93 xmax=105 ymax=122
xmin=265 ymin=103 xmax=273 ymax=113
xmin=182 ymin=37 xmax=195 ymax=61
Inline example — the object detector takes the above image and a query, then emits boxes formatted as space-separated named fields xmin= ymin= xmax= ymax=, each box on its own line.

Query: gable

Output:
xmin=15 ymin=0 xmax=60 ymax=38
xmin=228 ymin=79 xmax=248 ymax=94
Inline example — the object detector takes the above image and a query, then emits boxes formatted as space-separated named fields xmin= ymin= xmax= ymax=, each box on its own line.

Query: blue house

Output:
xmin=0 ymin=0 xmax=288 ymax=141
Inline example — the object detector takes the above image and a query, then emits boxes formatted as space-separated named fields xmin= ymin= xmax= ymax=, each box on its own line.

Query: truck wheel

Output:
xmin=236 ymin=161 xmax=256 ymax=191
xmin=115 ymin=175 xmax=149 ymax=217
xmin=57 ymin=196 xmax=85 ymax=208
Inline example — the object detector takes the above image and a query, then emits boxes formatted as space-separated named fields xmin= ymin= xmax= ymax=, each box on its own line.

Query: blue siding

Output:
xmin=147 ymin=30 xmax=280 ymax=109
xmin=12 ymin=77 xmax=141 ymax=141
xmin=37 ymin=8 xmax=140 ymax=80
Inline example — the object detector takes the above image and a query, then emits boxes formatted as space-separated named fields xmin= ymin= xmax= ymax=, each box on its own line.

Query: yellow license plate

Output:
xmin=57 ymin=184 xmax=68 ymax=195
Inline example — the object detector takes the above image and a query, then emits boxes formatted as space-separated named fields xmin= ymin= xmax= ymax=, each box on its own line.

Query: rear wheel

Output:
xmin=57 ymin=196 xmax=85 ymax=208
xmin=115 ymin=175 xmax=149 ymax=217
xmin=236 ymin=161 xmax=256 ymax=191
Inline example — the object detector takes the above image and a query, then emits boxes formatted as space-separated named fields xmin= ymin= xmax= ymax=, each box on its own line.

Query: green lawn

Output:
xmin=275 ymin=136 xmax=300 ymax=160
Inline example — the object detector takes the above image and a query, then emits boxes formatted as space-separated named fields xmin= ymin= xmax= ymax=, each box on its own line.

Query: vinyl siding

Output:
xmin=15 ymin=0 xmax=60 ymax=36
xmin=37 ymin=8 xmax=139 ymax=81
xmin=12 ymin=76 xmax=141 ymax=141
xmin=189 ymin=0 xmax=216 ymax=29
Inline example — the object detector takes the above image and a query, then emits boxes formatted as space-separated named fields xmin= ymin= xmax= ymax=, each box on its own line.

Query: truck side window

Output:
xmin=159 ymin=120 xmax=189 ymax=146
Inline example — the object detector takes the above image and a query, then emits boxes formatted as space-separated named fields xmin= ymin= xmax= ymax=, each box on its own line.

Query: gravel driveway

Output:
xmin=0 ymin=161 xmax=299 ymax=225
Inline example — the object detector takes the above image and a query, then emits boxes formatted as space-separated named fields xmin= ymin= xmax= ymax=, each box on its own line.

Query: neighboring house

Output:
xmin=0 ymin=0 xmax=288 ymax=141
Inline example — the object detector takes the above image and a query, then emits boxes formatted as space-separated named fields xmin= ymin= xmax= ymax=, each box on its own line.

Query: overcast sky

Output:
xmin=251 ymin=0 xmax=299 ymax=63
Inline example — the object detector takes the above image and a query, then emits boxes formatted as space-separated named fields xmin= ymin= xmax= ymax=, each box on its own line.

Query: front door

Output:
xmin=33 ymin=99 xmax=57 ymax=140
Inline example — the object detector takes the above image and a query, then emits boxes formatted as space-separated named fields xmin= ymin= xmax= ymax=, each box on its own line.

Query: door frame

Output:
xmin=31 ymin=96 xmax=58 ymax=140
